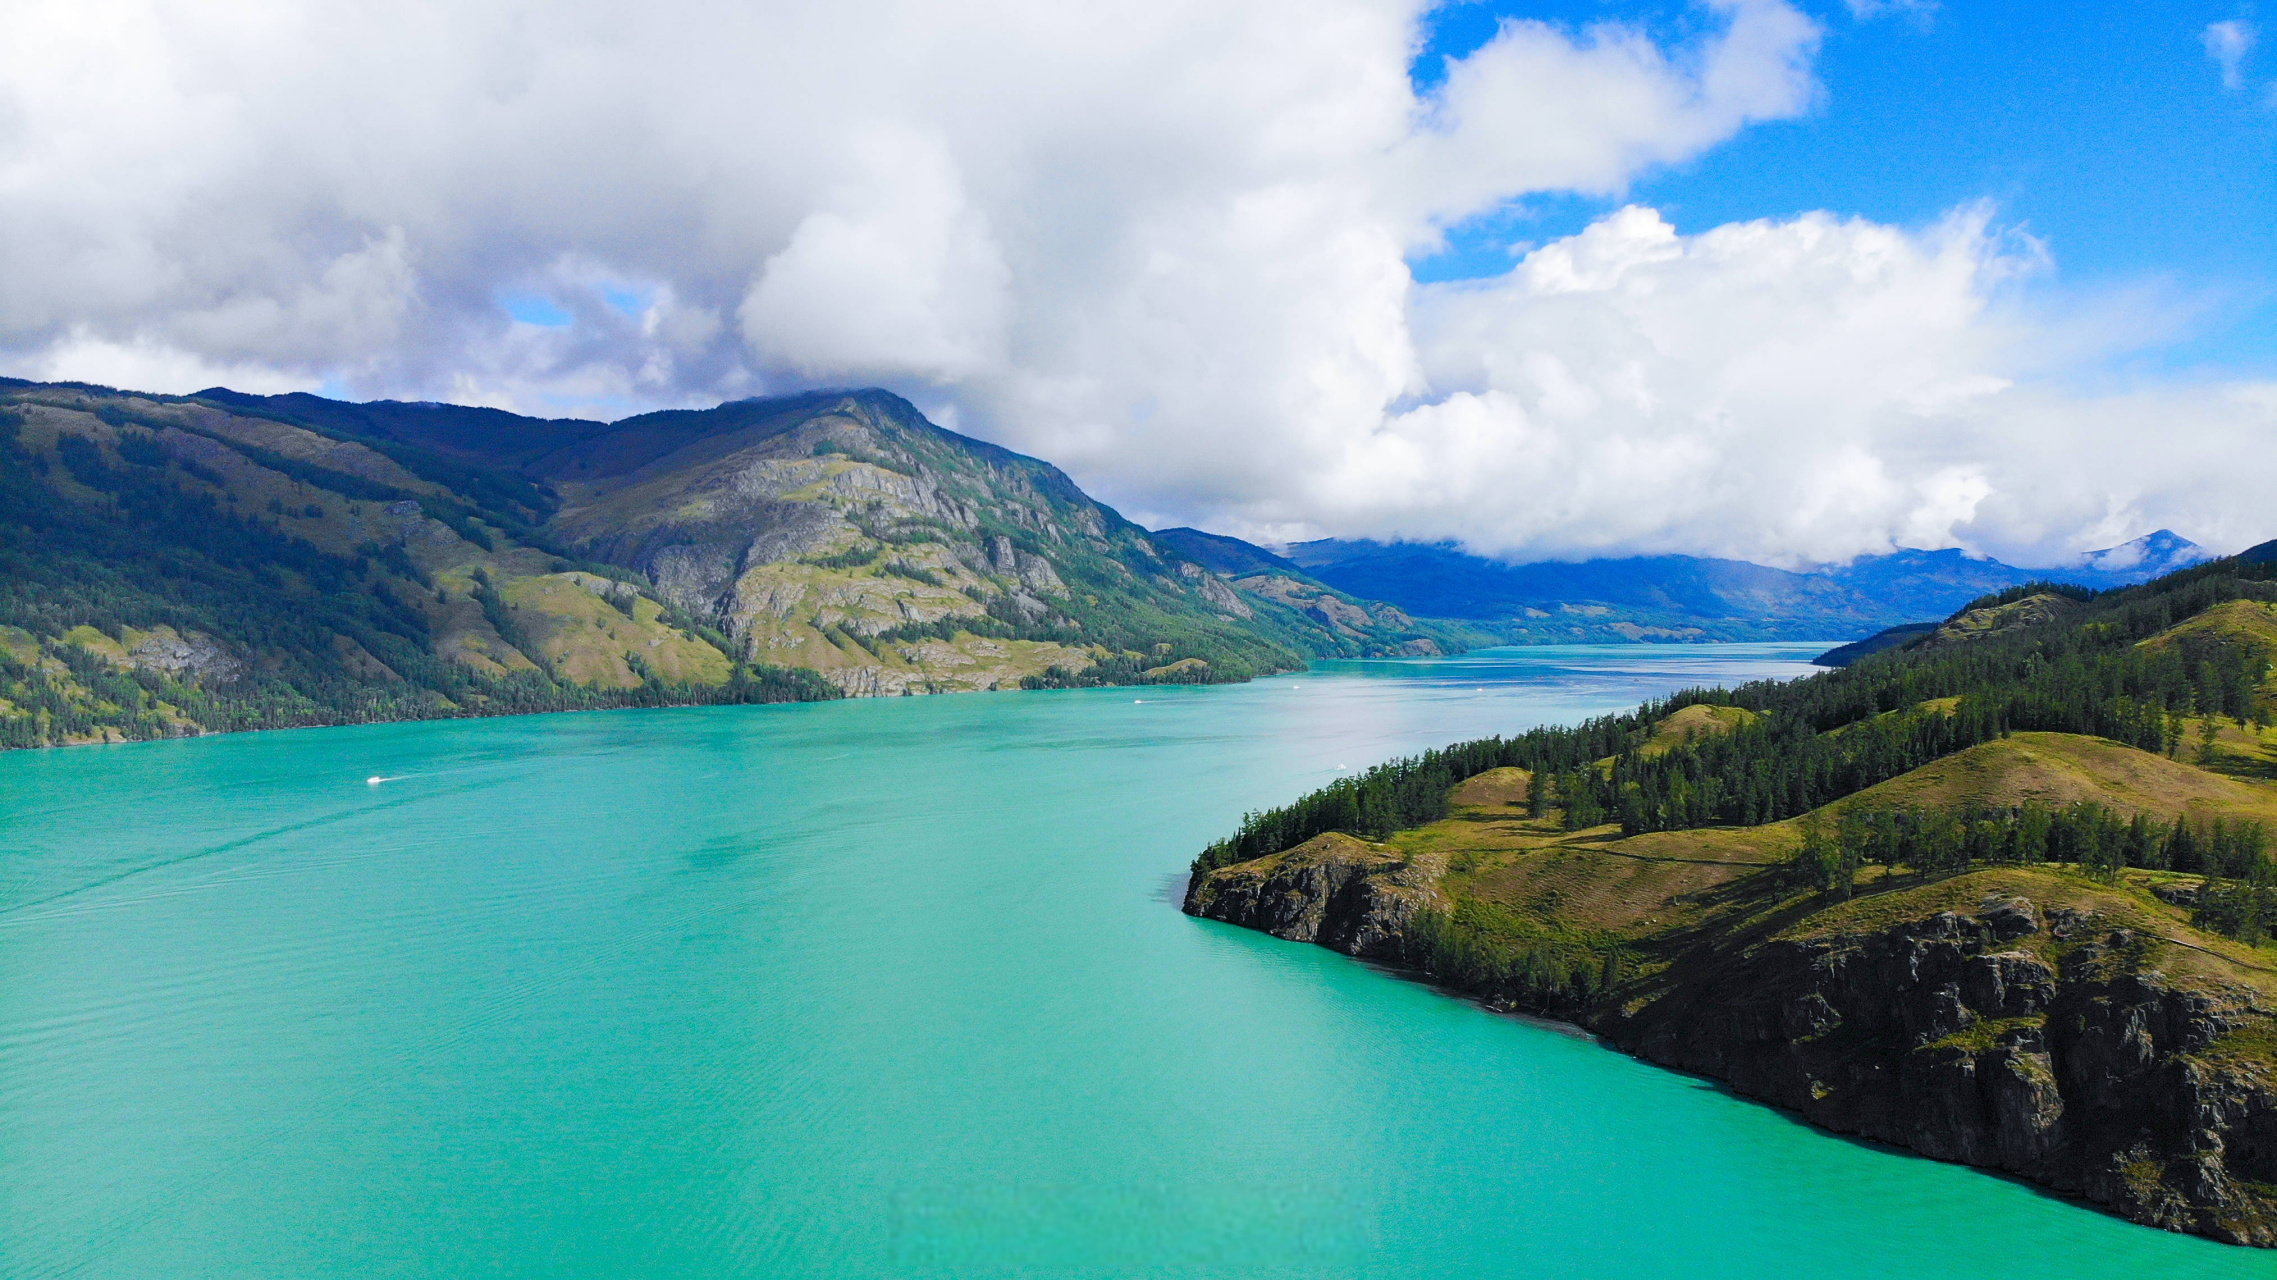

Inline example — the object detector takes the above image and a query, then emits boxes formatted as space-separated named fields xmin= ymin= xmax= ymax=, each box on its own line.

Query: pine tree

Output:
xmin=2166 ymin=815 xmax=2200 ymax=875
xmin=2127 ymin=812 xmax=2165 ymax=871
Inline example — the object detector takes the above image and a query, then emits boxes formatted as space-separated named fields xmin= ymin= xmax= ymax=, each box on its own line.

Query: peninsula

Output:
xmin=1188 ymin=551 xmax=2277 ymax=1246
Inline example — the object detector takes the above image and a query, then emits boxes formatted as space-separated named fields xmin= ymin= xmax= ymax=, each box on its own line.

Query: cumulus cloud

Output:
xmin=21 ymin=331 xmax=322 ymax=398
xmin=0 ymin=0 xmax=2268 ymax=568
xmin=1262 ymin=205 xmax=2276 ymax=566
xmin=741 ymin=127 xmax=1011 ymax=383
xmin=2205 ymin=19 xmax=2256 ymax=90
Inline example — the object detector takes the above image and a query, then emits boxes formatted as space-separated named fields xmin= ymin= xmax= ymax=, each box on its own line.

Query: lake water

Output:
xmin=0 ymin=644 xmax=2262 ymax=1277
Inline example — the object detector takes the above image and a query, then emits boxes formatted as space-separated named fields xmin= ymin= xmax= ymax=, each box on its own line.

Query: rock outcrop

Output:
xmin=1187 ymin=855 xmax=2277 ymax=1246
xmin=1609 ymin=895 xmax=2277 ymax=1244
xmin=1183 ymin=833 xmax=1444 ymax=960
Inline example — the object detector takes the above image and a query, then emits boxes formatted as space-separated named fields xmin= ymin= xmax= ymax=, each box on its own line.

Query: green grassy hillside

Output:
xmin=0 ymin=384 xmax=839 ymax=748
xmin=0 ymin=379 xmax=1474 ymax=748
xmin=1192 ymin=544 xmax=2277 ymax=932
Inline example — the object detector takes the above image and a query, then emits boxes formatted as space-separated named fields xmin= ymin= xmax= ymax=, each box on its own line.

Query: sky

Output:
xmin=2 ymin=0 xmax=2272 ymax=569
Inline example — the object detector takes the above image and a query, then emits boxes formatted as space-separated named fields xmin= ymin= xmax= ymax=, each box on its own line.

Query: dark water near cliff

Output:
xmin=0 ymin=645 xmax=2262 ymax=1277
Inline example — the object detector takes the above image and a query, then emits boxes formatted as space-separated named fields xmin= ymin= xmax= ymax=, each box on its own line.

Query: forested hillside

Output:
xmin=0 ymin=380 xmax=1468 ymax=749
xmin=1194 ymin=550 xmax=2277 ymax=910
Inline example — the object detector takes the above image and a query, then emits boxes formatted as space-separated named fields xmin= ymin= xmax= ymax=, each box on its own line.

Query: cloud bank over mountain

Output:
xmin=3 ymin=0 xmax=2269 ymax=567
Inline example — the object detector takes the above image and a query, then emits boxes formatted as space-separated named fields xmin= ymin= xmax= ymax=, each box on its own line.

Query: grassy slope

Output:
xmin=0 ymin=385 xmax=836 ymax=747
xmin=1279 ymin=586 xmax=2277 ymax=983
xmin=1842 ymin=732 xmax=2277 ymax=825
xmin=2142 ymin=598 xmax=2277 ymax=782
xmin=1378 ymin=740 xmax=2277 ymax=1003
xmin=1637 ymin=703 xmax=1756 ymax=758
xmin=0 ymin=380 xmax=1481 ymax=747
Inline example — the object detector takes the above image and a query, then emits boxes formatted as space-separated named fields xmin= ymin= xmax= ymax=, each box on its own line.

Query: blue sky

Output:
xmin=1411 ymin=1 xmax=2277 ymax=374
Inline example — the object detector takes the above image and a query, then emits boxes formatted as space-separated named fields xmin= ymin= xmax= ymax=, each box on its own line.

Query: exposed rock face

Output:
xmin=1176 ymin=563 xmax=1254 ymax=619
xmin=1610 ymin=896 xmax=2277 ymax=1244
xmin=123 ymin=626 xmax=244 ymax=684
xmin=1183 ymin=833 xmax=1444 ymax=960
xmin=1187 ymin=864 xmax=2277 ymax=1246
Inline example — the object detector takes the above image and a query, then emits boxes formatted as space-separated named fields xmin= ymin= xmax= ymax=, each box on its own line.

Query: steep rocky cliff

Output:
xmin=1185 ymin=769 xmax=2277 ymax=1246
xmin=1181 ymin=832 xmax=1443 ymax=959
xmin=1616 ymin=892 xmax=2277 ymax=1244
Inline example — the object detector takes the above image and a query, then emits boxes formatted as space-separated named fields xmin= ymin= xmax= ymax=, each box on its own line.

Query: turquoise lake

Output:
xmin=1 ymin=644 xmax=2265 ymax=1277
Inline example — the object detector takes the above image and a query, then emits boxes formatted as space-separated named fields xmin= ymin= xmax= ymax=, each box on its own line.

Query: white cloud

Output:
xmin=1285 ymin=206 xmax=2276 ymax=566
xmin=740 ymin=127 xmax=1012 ymax=383
xmin=2206 ymin=19 xmax=2256 ymax=90
xmin=9 ymin=330 xmax=322 ymax=397
xmin=1842 ymin=0 xmax=1938 ymax=24
xmin=0 ymin=0 xmax=2268 ymax=568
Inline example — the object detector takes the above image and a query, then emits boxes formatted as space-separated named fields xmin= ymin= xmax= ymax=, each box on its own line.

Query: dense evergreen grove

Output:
xmin=1193 ymin=557 xmax=2277 ymax=884
xmin=1786 ymin=802 xmax=2270 ymax=896
xmin=1191 ymin=716 xmax=1635 ymax=873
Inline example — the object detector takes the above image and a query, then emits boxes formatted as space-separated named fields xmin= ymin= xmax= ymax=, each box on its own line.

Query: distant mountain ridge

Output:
xmin=2073 ymin=528 xmax=2211 ymax=580
xmin=1268 ymin=532 xmax=2213 ymax=643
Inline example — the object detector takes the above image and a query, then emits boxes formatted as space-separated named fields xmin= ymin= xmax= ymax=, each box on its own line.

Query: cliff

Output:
xmin=1181 ymin=832 xmax=1443 ymax=959
xmin=1184 ymin=759 xmax=2277 ymax=1246
xmin=1620 ymin=885 xmax=2277 ymax=1244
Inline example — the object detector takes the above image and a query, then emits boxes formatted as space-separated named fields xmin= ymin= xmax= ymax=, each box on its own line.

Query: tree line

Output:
xmin=1192 ymin=558 xmax=2277 ymax=878
xmin=1788 ymin=801 xmax=2269 ymax=894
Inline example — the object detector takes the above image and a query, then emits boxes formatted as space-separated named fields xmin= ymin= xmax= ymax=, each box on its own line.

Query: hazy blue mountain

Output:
xmin=1814 ymin=548 xmax=2069 ymax=619
xmin=1278 ymin=532 xmax=2218 ymax=642
xmin=2068 ymin=529 xmax=2211 ymax=585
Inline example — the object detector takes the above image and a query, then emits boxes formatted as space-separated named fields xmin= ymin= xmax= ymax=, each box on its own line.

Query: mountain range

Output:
xmin=0 ymin=379 xmax=1482 ymax=748
xmin=1266 ymin=531 xmax=2210 ymax=643
xmin=0 ymin=374 xmax=2239 ymax=749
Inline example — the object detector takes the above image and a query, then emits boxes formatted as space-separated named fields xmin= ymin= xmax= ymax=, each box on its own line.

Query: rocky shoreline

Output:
xmin=1185 ymin=835 xmax=2277 ymax=1246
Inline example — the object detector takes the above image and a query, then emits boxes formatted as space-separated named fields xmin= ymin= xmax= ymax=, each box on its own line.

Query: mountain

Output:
xmin=1148 ymin=527 xmax=1491 ymax=657
xmin=2072 ymin=528 xmax=2211 ymax=583
xmin=1283 ymin=534 xmax=2210 ymax=642
xmin=1807 ymin=621 xmax=1940 ymax=668
xmin=1150 ymin=526 xmax=1306 ymax=579
xmin=1185 ymin=548 xmax=2277 ymax=1244
xmin=0 ymin=380 xmax=1463 ymax=749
